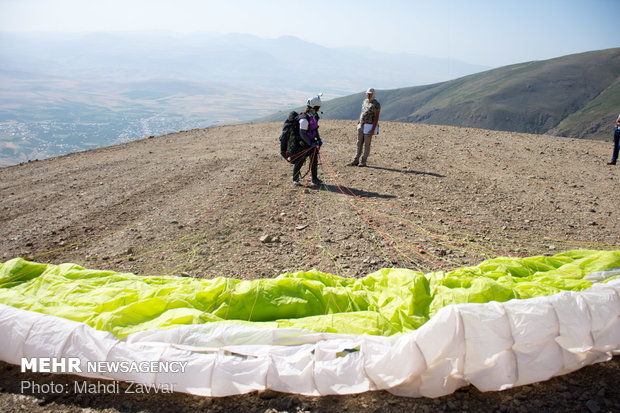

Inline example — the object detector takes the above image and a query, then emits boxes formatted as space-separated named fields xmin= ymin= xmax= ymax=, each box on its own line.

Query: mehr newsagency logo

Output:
xmin=21 ymin=357 xmax=187 ymax=374
xmin=20 ymin=357 xmax=185 ymax=395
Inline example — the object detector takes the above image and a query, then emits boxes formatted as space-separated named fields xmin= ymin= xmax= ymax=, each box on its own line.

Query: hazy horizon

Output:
xmin=1 ymin=0 xmax=618 ymax=68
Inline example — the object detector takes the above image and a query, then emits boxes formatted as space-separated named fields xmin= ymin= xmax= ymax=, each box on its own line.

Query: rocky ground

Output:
xmin=0 ymin=120 xmax=619 ymax=412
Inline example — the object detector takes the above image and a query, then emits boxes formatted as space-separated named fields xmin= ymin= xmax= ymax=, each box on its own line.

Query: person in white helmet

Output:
xmin=348 ymin=88 xmax=381 ymax=167
xmin=292 ymin=95 xmax=323 ymax=186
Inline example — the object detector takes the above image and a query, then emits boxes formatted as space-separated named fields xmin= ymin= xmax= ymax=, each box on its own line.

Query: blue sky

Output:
xmin=1 ymin=0 xmax=618 ymax=67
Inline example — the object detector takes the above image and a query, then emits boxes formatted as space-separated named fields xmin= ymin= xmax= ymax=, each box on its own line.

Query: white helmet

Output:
xmin=307 ymin=93 xmax=323 ymax=108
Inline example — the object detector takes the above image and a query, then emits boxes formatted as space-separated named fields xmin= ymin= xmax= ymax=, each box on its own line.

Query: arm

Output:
xmin=616 ymin=115 xmax=620 ymax=127
xmin=299 ymin=128 xmax=312 ymax=146
xmin=301 ymin=128 xmax=321 ymax=146
xmin=370 ymin=109 xmax=380 ymax=134
xmin=298 ymin=117 xmax=312 ymax=146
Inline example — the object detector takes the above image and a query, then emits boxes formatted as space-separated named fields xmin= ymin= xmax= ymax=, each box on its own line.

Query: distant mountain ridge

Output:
xmin=0 ymin=31 xmax=488 ymax=167
xmin=261 ymin=48 xmax=620 ymax=141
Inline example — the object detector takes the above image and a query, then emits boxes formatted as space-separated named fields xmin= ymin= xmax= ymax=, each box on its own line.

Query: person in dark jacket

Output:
xmin=608 ymin=113 xmax=620 ymax=165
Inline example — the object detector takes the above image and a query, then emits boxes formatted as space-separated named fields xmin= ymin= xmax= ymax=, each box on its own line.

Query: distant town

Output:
xmin=0 ymin=116 xmax=214 ymax=166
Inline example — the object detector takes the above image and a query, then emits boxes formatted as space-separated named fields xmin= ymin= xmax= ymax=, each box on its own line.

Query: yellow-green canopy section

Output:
xmin=0 ymin=250 xmax=618 ymax=339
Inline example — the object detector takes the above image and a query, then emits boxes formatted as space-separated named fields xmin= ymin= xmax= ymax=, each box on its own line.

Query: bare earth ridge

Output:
xmin=1 ymin=120 xmax=619 ymax=412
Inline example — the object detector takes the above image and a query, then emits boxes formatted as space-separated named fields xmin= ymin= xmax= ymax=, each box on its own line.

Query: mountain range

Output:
xmin=0 ymin=31 xmax=487 ymax=167
xmin=2 ymin=31 xmax=617 ymax=168
xmin=261 ymin=48 xmax=620 ymax=141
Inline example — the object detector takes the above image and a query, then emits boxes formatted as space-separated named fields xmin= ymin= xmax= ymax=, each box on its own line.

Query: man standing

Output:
xmin=348 ymin=88 xmax=381 ymax=167
xmin=608 ymin=113 xmax=620 ymax=165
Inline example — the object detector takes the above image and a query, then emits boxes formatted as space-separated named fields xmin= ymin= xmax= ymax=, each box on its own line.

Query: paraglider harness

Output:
xmin=279 ymin=111 xmax=322 ymax=164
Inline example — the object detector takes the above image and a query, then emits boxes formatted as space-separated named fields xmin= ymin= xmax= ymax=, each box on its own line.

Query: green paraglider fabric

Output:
xmin=0 ymin=250 xmax=618 ymax=339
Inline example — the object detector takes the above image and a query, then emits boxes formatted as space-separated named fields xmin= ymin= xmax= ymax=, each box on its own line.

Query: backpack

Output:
xmin=279 ymin=111 xmax=303 ymax=163
xmin=279 ymin=111 xmax=321 ymax=163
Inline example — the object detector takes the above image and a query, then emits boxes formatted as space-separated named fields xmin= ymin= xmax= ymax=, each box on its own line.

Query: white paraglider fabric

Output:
xmin=1 ymin=278 xmax=618 ymax=398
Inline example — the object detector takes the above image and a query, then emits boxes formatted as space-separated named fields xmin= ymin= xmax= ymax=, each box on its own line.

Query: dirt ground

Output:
xmin=0 ymin=120 xmax=619 ymax=412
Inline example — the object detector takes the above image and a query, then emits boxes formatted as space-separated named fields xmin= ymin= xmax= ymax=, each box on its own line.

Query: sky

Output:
xmin=1 ymin=0 xmax=618 ymax=67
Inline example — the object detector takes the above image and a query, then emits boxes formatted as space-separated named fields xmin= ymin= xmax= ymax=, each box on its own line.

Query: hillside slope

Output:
xmin=261 ymin=48 xmax=620 ymax=141
xmin=0 ymin=121 xmax=619 ymax=411
xmin=549 ymin=74 xmax=620 ymax=138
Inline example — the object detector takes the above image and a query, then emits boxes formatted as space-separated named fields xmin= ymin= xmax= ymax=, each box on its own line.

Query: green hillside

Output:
xmin=261 ymin=48 xmax=620 ymax=141
xmin=549 ymin=75 xmax=620 ymax=139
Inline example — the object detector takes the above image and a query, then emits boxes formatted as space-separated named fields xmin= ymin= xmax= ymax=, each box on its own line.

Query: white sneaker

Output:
xmin=292 ymin=180 xmax=302 ymax=186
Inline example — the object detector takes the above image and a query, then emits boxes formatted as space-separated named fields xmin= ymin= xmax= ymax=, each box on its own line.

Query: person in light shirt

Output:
xmin=348 ymin=88 xmax=381 ymax=167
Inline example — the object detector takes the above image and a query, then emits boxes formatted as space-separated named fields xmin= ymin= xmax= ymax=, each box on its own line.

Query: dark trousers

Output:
xmin=611 ymin=128 xmax=620 ymax=163
xmin=293 ymin=147 xmax=319 ymax=181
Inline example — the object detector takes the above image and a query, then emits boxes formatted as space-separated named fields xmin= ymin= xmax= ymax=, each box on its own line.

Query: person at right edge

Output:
xmin=607 ymin=113 xmax=620 ymax=165
xmin=348 ymin=88 xmax=381 ymax=167
xmin=293 ymin=95 xmax=323 ymax=186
